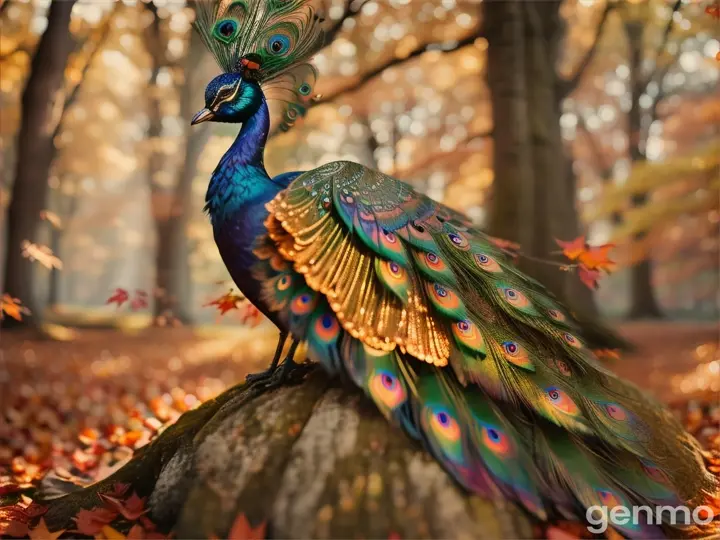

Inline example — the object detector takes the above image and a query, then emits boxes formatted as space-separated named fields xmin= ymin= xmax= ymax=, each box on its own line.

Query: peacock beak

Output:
xmin=191 ymin=108 xmax=215 ymax=125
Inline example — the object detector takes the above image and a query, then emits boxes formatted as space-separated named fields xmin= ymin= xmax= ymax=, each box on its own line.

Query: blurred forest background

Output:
xmin=0 ymin=0 xmax=718 ymax=330
xmin=0 ymin=2 xmax=719 ymax=527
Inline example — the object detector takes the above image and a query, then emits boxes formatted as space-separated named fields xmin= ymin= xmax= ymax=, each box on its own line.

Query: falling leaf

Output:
xmin=73 ymin=507 xmax=118 ymax=536
xmin=98 ymin=491 xmax=147 ymax=521
xmin=29 ymin=518 xmax=64 ymax=540
xmin=239 ymin=303 xmax=263 ymax=327
xmin=593 ymin=349 xmax=621 ymax=361
xmin=227 ymin=513 xmax=267 ymax=540
xmin=204 ymin=289 xmax=247 ymax=316
xmin=107 ymin=288 xmax=130 ymax=308
xmin=21 ymin=241 xmax=63 ymax=270
xmin=577 ymin=265 xmax=601 ymax=290
xmin=1 ymin=294 xmax=30 ymax=321
xmin=487 ymin=235 xmax=521 ymax=254
xmin=706 ymin=5 xmax=720 ymax=19
xmin=578 ymin=243 xmax=616 ymax=273
xmin=130 ymin=290 xmax=149 ymax=311
xmin=40 ymin=210 xmax=63 ymax=229
xmin=556 ymin=236 xmax=587 ymax=261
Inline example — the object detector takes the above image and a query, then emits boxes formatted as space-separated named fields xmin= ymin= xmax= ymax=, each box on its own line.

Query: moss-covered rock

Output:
xmin=40 ymin=367 xmax=535 ymax=539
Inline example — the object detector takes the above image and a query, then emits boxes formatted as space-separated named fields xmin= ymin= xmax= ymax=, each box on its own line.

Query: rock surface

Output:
xmin=41 ymin=368 xmax=535 ymax=539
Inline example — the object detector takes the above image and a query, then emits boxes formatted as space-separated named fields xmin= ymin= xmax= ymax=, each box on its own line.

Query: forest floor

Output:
xmin=0 ymin=321 xmax=718 ymax=536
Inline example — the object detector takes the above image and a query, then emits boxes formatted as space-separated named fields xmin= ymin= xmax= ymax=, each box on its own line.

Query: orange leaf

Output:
xmin=556 ymin=236 xmax=587 ymax=261
xmin=227 ymin=513 xmax=267 ymax=540
xmin=29 ymin=518 xmax=64 ymax=540
xmin=577 ymin=265 xmax=601 ymax=290
xmin=593 ymin=349 xmax=621 ymax=361
xmin=1 ymin=294 xmax=30 ymax=321
xmin=73 ymin=507 xmax=118 ymax=536
xmin=204 ymin=289 xmax=246 ymax=316
xmin=107 ymin=288 xmax=130 ymax=308
xmin=578 ymin=244 xmax=616 ymax=273
xmin=706 ymin=5 xmax=719 ymax=19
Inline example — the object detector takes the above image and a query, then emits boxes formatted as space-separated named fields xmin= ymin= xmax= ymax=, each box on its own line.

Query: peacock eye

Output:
xmin=267 ymin=34 xmax=291 ymax=55
xmin=298 ymin=83 xmax=312 ymax=96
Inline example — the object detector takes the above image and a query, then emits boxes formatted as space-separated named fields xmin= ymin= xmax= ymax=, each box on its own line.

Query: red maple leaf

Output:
xmin=106 ymin=288 xmax=130 ymax=308
xmin=577 ymin=265 xmax=601 ymax=290
xmin=227 ymin=513 xmax=267 ymax=540
xmin=556 ymin=236 xmax=588 ymax=261
xmin=98 ymin=491 xmax=147 ymax=521
xmin=204 ymin=289 xmax=246 ymax=316
xmin=73 ymin=506 xmax=118 ymax=535
xmin=578 ymin=243 xmax=616 ymax=273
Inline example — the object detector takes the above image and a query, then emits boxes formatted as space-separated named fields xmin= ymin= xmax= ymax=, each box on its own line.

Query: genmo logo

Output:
xmin=586 ymin=505 xmax=716 ymax=534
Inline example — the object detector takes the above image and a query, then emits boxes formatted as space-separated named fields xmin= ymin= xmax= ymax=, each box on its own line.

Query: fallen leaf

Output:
xmin=29 ymin=518 xmax=64 ymax=540
xmin=73 ymin=507 xmax=118 ymax=536
xmin=556 ymin=236 xmax=587 ymax=261
xmin=102 ymin=524 xmax=126 ymax=540
xmin=227 ymin=513 xmax=267 ymax=540
xmin=1 ymin=294 xmax=30 ymax=321
xmin=577 ymin=265 xmax=601 ymax=290
xmin=107 ymin=288 xmax=130 ymax=308
xmin=98 ymin=491 xmax=147 ymax=521
xmin=578 ymin=243 xmax=616 ymax=273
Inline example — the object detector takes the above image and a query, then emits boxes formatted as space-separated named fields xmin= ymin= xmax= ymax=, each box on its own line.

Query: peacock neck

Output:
xmin=205 ymin=97 xmax=280 ymax=226
xmin=223 ymin=98 xmax=269 ymax=168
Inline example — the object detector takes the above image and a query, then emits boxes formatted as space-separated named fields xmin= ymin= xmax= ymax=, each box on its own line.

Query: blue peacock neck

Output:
xmin=205 ymin=96 xmax=280 ymax=226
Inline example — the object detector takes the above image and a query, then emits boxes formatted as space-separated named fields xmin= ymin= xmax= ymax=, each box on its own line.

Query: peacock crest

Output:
xmin=193 ymin=0 xmax=325 ymax=131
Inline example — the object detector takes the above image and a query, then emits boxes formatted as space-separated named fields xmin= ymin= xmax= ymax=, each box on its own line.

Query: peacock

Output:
xmin=191 ymin=1 xmax=719 ymax=537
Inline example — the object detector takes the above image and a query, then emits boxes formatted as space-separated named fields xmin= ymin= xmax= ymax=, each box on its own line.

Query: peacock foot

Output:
xmin=255 ymin=359 xmax=313 ymax=392
xmin=245 ymin=366 xmax=277 ymax=385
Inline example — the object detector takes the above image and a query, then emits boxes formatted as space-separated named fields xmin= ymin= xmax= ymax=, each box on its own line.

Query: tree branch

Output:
xmin=558 ymin=2 xmax=614 ymax=99
xmin=642 ymin=0 xmax=682 ymax=91
xmin=323 ymin=0 xmax=370 ymax=44
xmin=51 ymin=3 xmax=120 ymax=140
xmin=576 ymin=114 xmax=613 ymax=181
xmin=314 ymin=29 xmax=484 ymax=107
xmin=395 ymin=127 xmax=492 ymax=180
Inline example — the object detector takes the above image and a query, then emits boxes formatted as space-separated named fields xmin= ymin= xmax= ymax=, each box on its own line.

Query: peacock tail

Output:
xmin=193 ymin=0 xmax=323 ymax=131
xmin=251 ymin=161 xmax=719 ymax=538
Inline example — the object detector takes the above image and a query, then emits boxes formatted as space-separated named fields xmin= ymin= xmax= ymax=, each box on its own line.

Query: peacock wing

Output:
xmin=255 ymin=160 xmax=718 ymax=536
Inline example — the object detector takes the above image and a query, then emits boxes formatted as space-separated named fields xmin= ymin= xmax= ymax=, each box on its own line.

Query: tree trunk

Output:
xmin=485 ymin=2 xmax=628 ymax=350
xmin=485 ymin=1 xmax=534 ymax=251
xmin=149 ymin=8 xmax=212 ymax=324
xmin=1 ymin=0 xmax=77 ymax=328
xmin=40 ymin=368 xmax=535 ymax=539
xmin=625 ymin=22 xmax=663 ymax=320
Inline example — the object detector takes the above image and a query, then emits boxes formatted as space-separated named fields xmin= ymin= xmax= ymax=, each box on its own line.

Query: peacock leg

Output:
xmin=260 ymin=339 xmax=312 ymax=389
xmin=245 ymin=331 xmax=288 ymax=383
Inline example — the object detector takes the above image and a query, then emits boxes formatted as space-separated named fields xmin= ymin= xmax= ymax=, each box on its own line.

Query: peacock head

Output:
xmin=191 ymin=71 xmax=262 ymax=125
